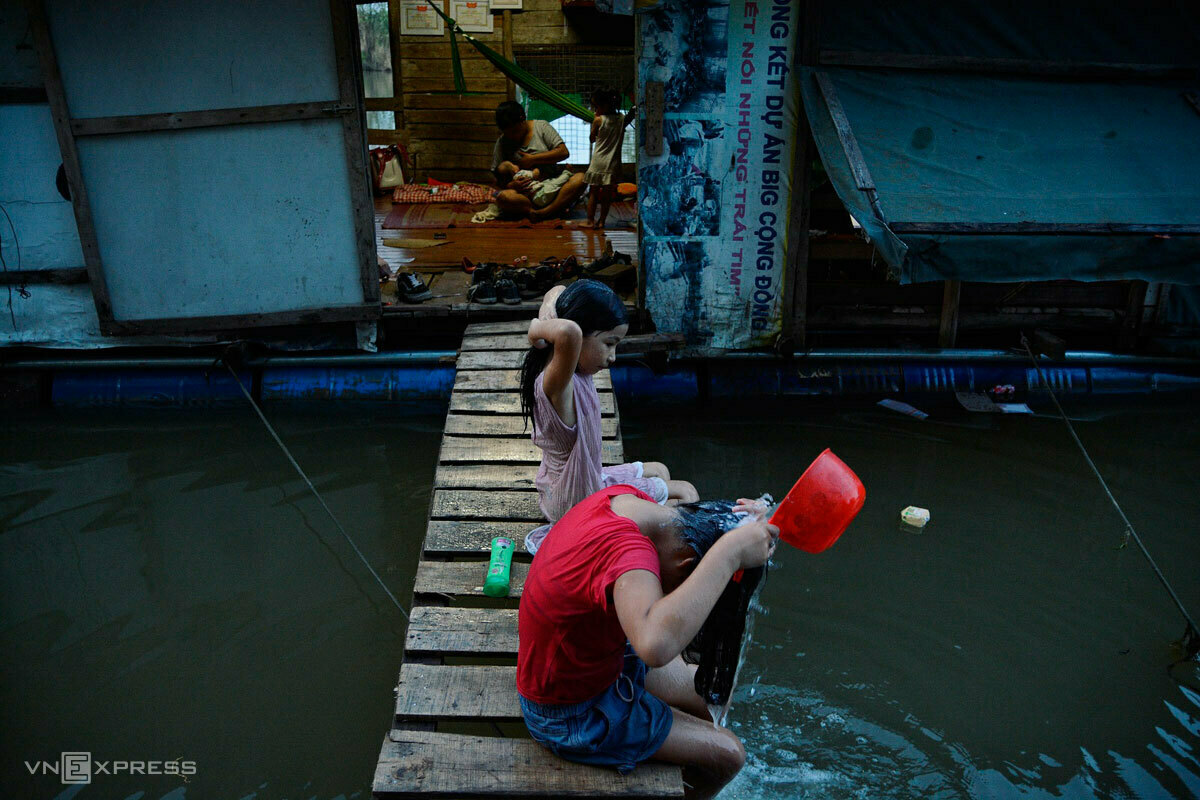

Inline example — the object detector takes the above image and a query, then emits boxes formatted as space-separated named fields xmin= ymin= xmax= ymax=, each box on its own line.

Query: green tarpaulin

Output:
xmin=800 ymin=66 xmax=1200 ymax=283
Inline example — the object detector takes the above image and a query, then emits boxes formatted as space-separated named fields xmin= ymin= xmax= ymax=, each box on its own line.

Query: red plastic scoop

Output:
xmin=770 ymin=448 xmax=866 ymax=553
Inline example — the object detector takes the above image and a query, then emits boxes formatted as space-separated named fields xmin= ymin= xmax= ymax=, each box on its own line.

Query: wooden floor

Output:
xmin=371 ymin=320 xmax=684 ymax=799
xmin=375 ymin=198 xmax=638 ymax=316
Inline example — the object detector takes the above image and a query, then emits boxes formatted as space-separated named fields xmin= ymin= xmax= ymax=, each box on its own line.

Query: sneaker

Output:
xmin=531 ymin=264 xmax=560 ymax=295
xmin=560 ymin=255 xmax=581 ymax=279
xmin=397 ymin=271 xmax=432 ymax=303
xmin=468 ymin=280 xmax=497 ymax=304
xmin=471 ymin=264 xmax=494 ymax=286
xmin=511 ymin=269 xmax=541 ymax=299
xmin=495 ymin=278 xmax=521 ymax=305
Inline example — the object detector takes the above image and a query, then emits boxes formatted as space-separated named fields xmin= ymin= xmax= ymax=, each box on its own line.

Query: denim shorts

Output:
xmin=519 ymin=645 xmax=673 ymax=774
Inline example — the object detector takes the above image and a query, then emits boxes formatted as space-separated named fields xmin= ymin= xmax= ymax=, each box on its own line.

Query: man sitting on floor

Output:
xmin=492 ymin=100 xmax=587 ymax=221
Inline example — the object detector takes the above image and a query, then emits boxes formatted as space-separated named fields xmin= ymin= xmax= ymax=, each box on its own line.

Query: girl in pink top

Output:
xmin=521 ymin=280 xmax=698 ymax=554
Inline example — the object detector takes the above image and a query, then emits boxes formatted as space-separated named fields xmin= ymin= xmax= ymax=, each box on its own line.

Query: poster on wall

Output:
xmin=451 ymin=0 xmax=494 ymax=32
xmin=400 ymin=1 xmax=445 ymax=35
xmin=638 ymin=0 xmax=801 ymax=350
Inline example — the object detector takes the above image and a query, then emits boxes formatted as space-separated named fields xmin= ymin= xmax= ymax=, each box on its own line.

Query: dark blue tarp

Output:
xmin=800 ymin=66 xmax=1200 ymax=283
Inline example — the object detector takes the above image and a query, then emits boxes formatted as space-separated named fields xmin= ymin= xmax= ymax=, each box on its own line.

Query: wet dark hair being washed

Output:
xmin=520 ymin=279 xmax=627 ymax=430
xmin=671 ymin=499 xmax=769 ymax=711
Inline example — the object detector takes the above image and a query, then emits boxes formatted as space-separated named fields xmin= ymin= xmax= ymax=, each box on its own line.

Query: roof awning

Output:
xmin=800 ymin=66 xmax=1200 ymax=283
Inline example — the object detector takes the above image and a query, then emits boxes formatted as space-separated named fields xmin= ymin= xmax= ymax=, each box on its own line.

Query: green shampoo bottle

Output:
xmin=482 ymin=537 xmax=515 ymax=598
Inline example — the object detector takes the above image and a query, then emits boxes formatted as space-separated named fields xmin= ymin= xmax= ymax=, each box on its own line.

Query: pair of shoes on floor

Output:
xmin=467 ymin=264 xmax=519 ymax=305
xmin=396 ymin=271 xmax=431 ymax=303
xmin=583 ymin=241 xmax=632 ymax=275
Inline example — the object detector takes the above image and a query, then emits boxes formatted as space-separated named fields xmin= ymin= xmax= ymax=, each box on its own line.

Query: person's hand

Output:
xmin=539 ymin=285 xmax=565 ymax=320
xmin=733 ymin=497 xmax=771 ymax=520
xmin=513 ymin=150 xmax=534 ymax=169
xmin=511 ymin=174 xmax=534 ymax=193
xmin=528 ymin=318 xmax=548 ymax=349
xmin=720 ymin=520 xmax=779 ymax=570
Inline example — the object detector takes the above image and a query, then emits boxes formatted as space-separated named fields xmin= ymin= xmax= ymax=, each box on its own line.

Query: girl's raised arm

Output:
xmin=527 ymin=316 xmax=583 ymax=425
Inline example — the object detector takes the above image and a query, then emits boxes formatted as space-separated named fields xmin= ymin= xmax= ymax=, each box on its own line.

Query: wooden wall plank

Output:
xmin=414 ymin=560 xmax=531 ymax=598
xmin=465 ymin=319 xmax=534 ymax=335
xmin=460 ymin=333 xmax=530 ymax=350
xmin=457 ymin=350 xmax=527 ymax=369
xmin=402 ymin=92 xmax=506 ymax=110
xmin=373 ymin=731 xmax=684 ymax=798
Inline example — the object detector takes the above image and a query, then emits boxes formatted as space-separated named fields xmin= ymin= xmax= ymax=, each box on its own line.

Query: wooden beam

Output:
xmin=782 ymin=124 xmax=813 ymax=349
xmin=451 ymin=390 xmax=616 ymax=416
xmin=430 ymin=488 xmax=544 ymax=521
xmin=814 ymin=71 xmax=885 ymax=222
xmin=387 ymin=0 xmax=404 ymax=127
xmin=818 ymin=50 xmax=1200 ymax=79
xmin=0 ymin=267 xmax=87 ymax=285
xmin=24 ymin=0 xmax=116 ymax=333
xmin=101 ymin=303 xmax=381 ymax=336
xmin=330 ymin=0 xmax=383 ymax=306
xmin=70 ymin=101 xmax=352 ymax=137
xmin=434 ymin=464 xmax=539 ymax=490
xmin=413 ymin=560 xmax=531 ymax=599
xmin=503 ymin=10 xmax=516 ymax=102
xmin=1119 ymin=279 xmax=1148 ymax=351
xmin=424 ymin=519 xmax=533 ymax=557
xmin=937 ymin=279 xmax=961 ymax=348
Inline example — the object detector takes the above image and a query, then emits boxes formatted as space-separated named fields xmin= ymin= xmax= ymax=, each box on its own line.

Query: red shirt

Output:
xmin=517 ymin=485 xmax=660 ymax=704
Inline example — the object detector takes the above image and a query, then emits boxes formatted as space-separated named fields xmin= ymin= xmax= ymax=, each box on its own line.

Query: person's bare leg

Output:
xmin=596 ymin=184 xmax=616 ymax=229
xmin=666 ymin=479 xmax=699 ymax=504
xmin=651 ymin=709 xmax=745 ymax=800
xmin=645 ymin=655 xmax=708 ymax=718
xmin=586 ymin=184 xmax=598 ymax=226
xmin=530 ymin=172 xmax=586 ymax=220
xmin=641 ymin=461 xmax=671 ymax=481
xmin=496 ymin=189 xmax=533 ymax=218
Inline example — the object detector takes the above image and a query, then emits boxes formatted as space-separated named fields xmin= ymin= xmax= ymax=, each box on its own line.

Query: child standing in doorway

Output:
xmin=586 ymin=87 xmax=635 ymax=230
xmin=521 ymin=280 xmax=698 ymax=554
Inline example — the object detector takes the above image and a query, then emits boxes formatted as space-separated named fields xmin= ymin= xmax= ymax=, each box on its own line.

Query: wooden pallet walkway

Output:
xmin=373 ymin=320 xmax=684 ymax=799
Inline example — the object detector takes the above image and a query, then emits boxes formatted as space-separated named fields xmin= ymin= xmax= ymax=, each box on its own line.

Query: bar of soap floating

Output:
xmin=900 ymin=506 xmax=930 ymax=530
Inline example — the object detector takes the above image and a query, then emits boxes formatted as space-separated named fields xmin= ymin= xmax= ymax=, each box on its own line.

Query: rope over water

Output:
xmin=221 ymin=356 xmax=409 ymax=620
xmin=1020 ymin=334 xmax=1198 ymax=661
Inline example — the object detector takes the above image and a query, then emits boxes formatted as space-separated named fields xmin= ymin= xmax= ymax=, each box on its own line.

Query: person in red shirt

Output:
xmin=517 ymin=484 xmax=778 ymax=799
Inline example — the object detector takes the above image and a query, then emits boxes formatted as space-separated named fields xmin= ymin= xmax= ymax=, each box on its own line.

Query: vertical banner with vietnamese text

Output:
xmin=638 ymin=0 xmax=799 ymax=350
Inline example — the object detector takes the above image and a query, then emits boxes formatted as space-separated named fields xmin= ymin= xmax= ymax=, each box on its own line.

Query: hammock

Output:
xmin=422 ymin=3 xmax=593 ymax=123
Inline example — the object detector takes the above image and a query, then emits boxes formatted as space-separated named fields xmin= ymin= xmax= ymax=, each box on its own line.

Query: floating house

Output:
xmin=3 ymin=0 xmax=1198 ymax=362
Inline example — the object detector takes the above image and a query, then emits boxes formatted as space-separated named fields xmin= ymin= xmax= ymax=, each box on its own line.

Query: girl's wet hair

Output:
xmin=520 ymin=279 xmax=628 ymax=429
xmin=673 ymin=500 xmax=744 ymax=557
xmin=673 ymin=499 xmax=769 ymax=713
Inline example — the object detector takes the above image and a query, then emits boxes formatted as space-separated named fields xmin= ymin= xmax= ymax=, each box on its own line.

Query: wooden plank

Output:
xmin=425 ymin=519 xmax=533 ymax=556
xmin=69 ymin=101 xmax=350 ymax=136
xmin=445 ymin=413 xmax=618 ymax=439
xmin=402 ymin=123 xmax=499 ymax=142
xmin=439 ymin=436 xmax=623 ymax=464
xmin=394 ymin=664 xmax=521 ymax=720
xmin=451 ymin=391 xmax=616 ymax=416
xmin=401 ymin=76 xmax=508 ymax=93
xmin=26 ymin=0 xmax=115 ymax=331
xmin=457 ymin=350 xmax=527 ymax=370
xmin=403 ymin=108 xmax=497 ymax=126
xmin=453 ymin=369 xmax=613 ymax=391
xmin=330 ymin=0 xmax=383 ymax=306
xmin=460 ymin=333 xmax=531 ymax=350
xmin=400 ymin=58 xmax=500 ymax=78
xmin=373 ymin=731 xmax=684 ymax=798
xmin=435 ymin=464 xmax=538 ymax=490
xmin=402 ymin=92 xmax=506 ymax=110
xmin=937 ymin=279 xmax=962 ymax=348
xmin=405 ymin=606 xmax=518 ymax=655
xmin=503 ymin=9 xmax=515 ymax=102
xmin=465 ymin=319 xmax=535 ymax=335
xmin=431 ymin=488 xmax=542 ymax=521
xmin=814 ymin=71 xmax=884 ymax=222
xmin=414 ymin=560 xmax=530 ymax=598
